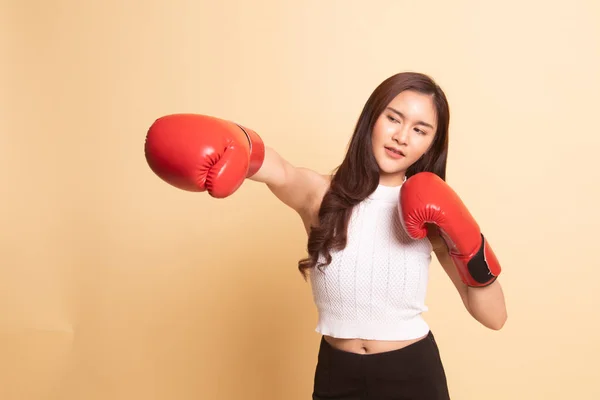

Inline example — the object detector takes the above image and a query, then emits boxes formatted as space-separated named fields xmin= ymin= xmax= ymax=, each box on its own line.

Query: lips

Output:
xmin=385 ymin=146 xmax=405 ymax=157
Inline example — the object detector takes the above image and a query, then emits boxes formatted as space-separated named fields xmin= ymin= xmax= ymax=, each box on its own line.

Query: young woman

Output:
xmin=145 ymin=71 xmax=508 ymax=399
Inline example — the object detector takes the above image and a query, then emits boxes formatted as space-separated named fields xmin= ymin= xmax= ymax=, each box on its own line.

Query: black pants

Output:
xmin=312 ymin=331 xmax=450 ymax=400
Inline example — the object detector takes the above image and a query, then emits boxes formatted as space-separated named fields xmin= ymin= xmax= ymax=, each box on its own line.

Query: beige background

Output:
xmin=2 ymin=0 xmax=600 ymax=399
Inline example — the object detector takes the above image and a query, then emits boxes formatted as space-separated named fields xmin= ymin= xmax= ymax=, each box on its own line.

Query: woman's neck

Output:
xmin=379 ymin=173 xmax=407 ymax=187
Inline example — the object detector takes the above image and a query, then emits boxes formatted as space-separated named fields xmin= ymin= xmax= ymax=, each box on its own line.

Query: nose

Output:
xmin=392 ymin=126 xmax=409 ymax=145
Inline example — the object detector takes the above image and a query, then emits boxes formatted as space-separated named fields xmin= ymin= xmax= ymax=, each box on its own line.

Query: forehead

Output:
xmin=387 ymin=90 xmax=437 ymax=124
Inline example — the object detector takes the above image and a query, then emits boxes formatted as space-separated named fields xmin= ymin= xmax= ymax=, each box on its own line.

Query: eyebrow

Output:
xmin=386 ymin=107 xmax=435 ymax=130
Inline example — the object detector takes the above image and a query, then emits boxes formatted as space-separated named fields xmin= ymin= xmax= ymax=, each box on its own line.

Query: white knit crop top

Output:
xmin=309 ymin=182 xmax=433 ymax=341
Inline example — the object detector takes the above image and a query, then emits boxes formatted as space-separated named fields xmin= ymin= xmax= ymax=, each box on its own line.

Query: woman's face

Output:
xmin=371 ymin=90 xmax=438 ymax=186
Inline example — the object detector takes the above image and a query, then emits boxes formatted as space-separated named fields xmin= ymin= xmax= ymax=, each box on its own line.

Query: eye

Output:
xmin=387 ymin=115 xmax=399 ymax=123
xmin=414 ymin=128 xmax=426 ymax=135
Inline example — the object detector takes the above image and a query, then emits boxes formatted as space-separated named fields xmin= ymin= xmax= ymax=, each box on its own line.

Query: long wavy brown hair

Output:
xmin=298 ymin=72 xmax=451 ymax=279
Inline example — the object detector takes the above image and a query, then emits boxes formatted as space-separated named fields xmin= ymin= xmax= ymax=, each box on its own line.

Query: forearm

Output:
xmin=247 ymin=146 xmax=288 ymax=186
xmin=433 ymin=241 xmax=507 ymax=331
xmin=466 ymin=279 xmax=507 ymax=330
xmin=246 ymin=146 xmax=326 ymax=213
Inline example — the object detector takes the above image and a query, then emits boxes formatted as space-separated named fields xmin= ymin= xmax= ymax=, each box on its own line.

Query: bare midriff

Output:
xmin=323 ymin=333 xmax=428 ymax=355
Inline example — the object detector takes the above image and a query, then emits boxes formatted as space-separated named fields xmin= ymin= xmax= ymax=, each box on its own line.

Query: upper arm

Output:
xmin=268 ymin=164 xmax=329 ymax=215
xmin=249 ymin=146 xmax=330 ymax=215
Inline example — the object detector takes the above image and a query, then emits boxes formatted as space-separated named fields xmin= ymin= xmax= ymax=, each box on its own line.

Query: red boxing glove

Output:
xmin=399 ymin=172 xmax=501 ymax=287
xmin=144 ymin=114 xmax=265 ymax=198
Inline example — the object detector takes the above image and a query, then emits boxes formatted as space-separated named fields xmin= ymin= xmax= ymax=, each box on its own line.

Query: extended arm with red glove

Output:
xmin=399 ymin=172 xmax=501 ymax=287
xmin=144 ymin=113 xmax=265 ymax=198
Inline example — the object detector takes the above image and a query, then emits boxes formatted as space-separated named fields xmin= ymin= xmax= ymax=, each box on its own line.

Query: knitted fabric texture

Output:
xmin=309 ymin=183 xmax=432 ymax=340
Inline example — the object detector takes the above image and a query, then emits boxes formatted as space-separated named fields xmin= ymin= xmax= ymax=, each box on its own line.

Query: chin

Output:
xmin=377 ymin=160 xmax=408 ymax=175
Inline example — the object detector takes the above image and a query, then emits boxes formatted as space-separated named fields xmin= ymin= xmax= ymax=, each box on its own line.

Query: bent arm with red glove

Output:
xmin=399 ymin=172 xmax=502 ymax=288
